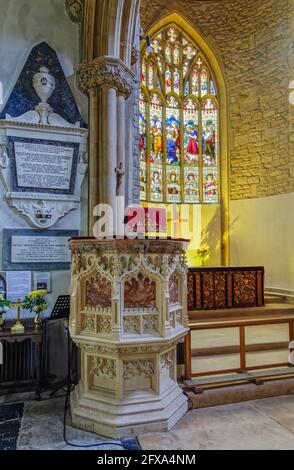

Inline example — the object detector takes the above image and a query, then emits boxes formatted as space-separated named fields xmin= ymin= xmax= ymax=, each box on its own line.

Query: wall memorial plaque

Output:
xmin=3 ymin=229 xmax=78 ymax=271
xmin=9 ymin=137 xmax=79 ymax=194
xmin=14 ymin=140 xmax=75 ymax=192
xmin=0 ymin=42 xmax=88 ymax=229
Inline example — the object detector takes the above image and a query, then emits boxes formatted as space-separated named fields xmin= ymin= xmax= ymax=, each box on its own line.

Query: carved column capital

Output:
xmin=78 ymin=57 xmax=135 ymax=98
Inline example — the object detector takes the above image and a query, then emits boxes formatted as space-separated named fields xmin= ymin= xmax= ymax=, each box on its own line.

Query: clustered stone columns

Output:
xmin=78 ymin=57 xmax=135 ymax=233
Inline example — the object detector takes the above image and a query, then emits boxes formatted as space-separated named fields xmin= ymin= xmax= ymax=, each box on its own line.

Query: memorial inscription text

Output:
xmin=14 ymin=142 xmax=74 ymax=190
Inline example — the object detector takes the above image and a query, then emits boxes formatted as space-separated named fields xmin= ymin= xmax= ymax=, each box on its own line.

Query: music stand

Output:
xmin=50 ymin=295 xmax=70 ymax=320
xmin=47 ymin=295 xmax=78 ymax=397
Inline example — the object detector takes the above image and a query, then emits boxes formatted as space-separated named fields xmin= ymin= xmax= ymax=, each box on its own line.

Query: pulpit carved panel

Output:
xmin=169 ymin=274 xmax=179 ymax=305
xmin=85 ymin=272 xmax=112 ymax=308
xmin=124 ymin=273 xmax=156 ymax=309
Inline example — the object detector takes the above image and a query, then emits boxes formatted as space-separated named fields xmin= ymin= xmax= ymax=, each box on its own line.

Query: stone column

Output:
xmin=78 ymin=57 xmax=134 ymax=234
xmin=116 ymin=93 xmax=126 ymax=198
xmin=88 ymin=88 xmax=99 ymax=234
xmin=101 ymin=86 xmax=117 ymax=208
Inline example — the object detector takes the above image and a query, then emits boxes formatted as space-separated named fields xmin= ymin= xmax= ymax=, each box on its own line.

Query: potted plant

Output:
xmin=0 ymin=295 xmax=12 ymax=331
xmin=22 ymin=290 xmax=48 ymax=331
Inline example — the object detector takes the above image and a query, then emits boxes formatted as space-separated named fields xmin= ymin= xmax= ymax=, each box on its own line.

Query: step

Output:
xmin=188 ymin=303 xmax=294 ymax=321
xmin=265 ymin=294 xmax=285 ymax=304
xmin=183 ymin=368 xmax=294 ymax=409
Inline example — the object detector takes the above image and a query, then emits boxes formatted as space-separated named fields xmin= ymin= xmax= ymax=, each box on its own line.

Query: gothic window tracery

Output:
xmin=139 ymin=24 xmax=219 ymax=204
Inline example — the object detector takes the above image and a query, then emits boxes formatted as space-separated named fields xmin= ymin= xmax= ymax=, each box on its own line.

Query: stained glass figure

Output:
xmin=183 ymin=60 xmax=190 ymax=77
xmin=140 ymin=23 xmax=219 ymax=204
xmin=148 ymin=65 xmax=154 ymax=89
xmin=140 ymin=163 xmax=147 ymax=200
xmin=165 ymin=43 xmax=172 ymax=63
xmin=150 ymin=164 xmax=163 ymax=202
xmin=166 ymin=96 xmax=180 ymax=165
xmin=191 ymin=68 xmax=199 ymax=96
xmin=141 ymin=60 xmax=146 ymax=85
xmin=202 ymin=98 xmax=217 ymax=166
xmin=174 ymin=44 xmax=180 ymax=64
xmin=200 ymin=67 xmax=208 ymax=97
xmin=184 ymin=167 xmax=199 ymax=203
xmin=151 ymin=39 xmax=162 ymax=53
xmin=184 ymin=44 xmax=196 ymax=60
xmin=167 ymin=166 xmax=181 ymax=203
xmin=139 ymin=95 xmax=147 ymax=162
xmin=167 ymin=27 xmax=178 ymax=43
xmin=165 ymin=68 xmax=172 ymax=93
xmin=203 ymin=167 xmax=218 ymax=203
xmin=150 ymin=93 xmax=163 ymax=163
xmin=173 ymin=69 xmax=180 ymax=94
xmin=184 ymin=99 xmax=198 ymax=165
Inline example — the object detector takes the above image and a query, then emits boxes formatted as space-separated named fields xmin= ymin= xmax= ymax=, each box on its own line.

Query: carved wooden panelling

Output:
xmin=188 ymin=267 xmax=264 ymax=311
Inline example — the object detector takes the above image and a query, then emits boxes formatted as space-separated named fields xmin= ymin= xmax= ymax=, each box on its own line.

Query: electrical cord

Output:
xmin=63 ymin=323 xmax=127 ymax=449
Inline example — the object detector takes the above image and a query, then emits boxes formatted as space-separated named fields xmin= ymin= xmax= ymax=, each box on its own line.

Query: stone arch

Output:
xmin=142 ymin=11 xmax=229 ymax=265
xmin=82 ymin=0 xmax=139 ymax=63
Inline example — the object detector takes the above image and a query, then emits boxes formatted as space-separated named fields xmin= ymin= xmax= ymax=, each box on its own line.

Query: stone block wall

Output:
xmin=140 ymin=0 xmax=293 ymax=200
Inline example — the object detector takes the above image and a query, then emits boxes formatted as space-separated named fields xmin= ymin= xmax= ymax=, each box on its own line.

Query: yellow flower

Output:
xmin=28 ymin=290 xmax=47 ymax=299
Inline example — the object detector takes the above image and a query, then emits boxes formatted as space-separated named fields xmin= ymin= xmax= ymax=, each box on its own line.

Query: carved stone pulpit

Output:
xmin=69 ymin=237 xmax=189 ymax=438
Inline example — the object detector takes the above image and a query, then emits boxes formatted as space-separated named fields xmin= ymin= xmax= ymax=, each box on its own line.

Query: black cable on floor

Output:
xmin=63 ymin=323 xmax=127 ymax=449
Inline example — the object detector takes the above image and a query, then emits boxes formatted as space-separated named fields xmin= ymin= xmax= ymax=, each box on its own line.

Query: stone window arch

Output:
xmin=139 ymin=21 xmax=221 ymax=205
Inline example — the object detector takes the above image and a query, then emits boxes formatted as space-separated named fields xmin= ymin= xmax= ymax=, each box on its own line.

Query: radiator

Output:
xmin=0 ymin=340 xmax=36 ymax=384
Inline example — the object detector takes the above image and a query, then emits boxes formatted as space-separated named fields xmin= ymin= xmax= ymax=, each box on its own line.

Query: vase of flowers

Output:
xmin=195 ymin=244 xmax=210 ymax=267
xmin=22 ymin=290 xmax=47 ymax=331
xmin=0 ymin=295 xmax=11 ymax=331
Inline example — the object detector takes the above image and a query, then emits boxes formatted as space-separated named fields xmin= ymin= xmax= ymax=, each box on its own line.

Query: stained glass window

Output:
xmin=140 ymin=23 xmax=219 ymax=204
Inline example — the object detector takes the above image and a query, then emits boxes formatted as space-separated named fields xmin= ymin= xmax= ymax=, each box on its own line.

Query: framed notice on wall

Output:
xmin=3 ymin=229 xmax=78 ymax=271
xmin=33 ymin=272 xmax=52 ymax=293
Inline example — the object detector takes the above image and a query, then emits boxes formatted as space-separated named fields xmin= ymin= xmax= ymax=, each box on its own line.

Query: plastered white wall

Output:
xmin=0 ymin=0 xmax=87 ymax=332
xmin=230 ymin=193 xmax=294 ymax=291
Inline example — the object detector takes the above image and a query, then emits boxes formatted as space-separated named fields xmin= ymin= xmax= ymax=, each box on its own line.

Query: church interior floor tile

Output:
xmin=0 ymin=393 xmax=140 ymax=450
xmin=138 ymin=394 xmax=294 ymax=450
xmin=1 ymin=392 xmax=294 ymax=449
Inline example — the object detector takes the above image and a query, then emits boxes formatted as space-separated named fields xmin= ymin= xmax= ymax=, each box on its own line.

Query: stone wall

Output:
xmin=140 ymin=0 xmax=292 ymax=200
xmin=0 ymin=0 xmax=87 ymax=378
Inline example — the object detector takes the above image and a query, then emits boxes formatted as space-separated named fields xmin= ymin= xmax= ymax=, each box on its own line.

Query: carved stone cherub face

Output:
xmin=67 ymin=0 xmax=82 ymax=23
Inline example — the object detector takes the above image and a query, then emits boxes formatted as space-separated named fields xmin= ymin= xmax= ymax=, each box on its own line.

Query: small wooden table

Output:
xmin=0 ymin=323 xmax=43 ymax=400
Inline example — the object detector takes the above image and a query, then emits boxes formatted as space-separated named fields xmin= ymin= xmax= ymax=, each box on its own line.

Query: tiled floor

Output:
xmin=138 ymin=394 xmax=294 ymax=450
xmin=0 ymin=392 xmax=140 ymax=450
xmin=2 ymin=391 xmax=294 ymax=450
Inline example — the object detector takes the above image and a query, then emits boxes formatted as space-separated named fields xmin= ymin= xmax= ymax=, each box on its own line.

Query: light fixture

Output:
xmin=140 ymin=28 xmax=153 ymax=54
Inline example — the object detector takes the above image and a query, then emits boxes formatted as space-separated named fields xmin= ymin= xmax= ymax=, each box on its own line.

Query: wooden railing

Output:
xmin=188 ymin=266 xmax=264 ymax=310
xmin=184 ymin=314 xmax=294 ymax=380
